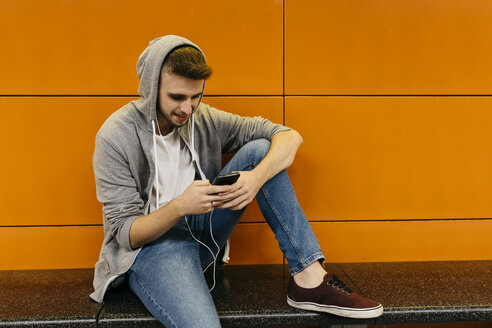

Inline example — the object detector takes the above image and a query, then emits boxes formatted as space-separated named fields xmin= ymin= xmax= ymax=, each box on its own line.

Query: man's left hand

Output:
xmin=212 ymin=171 xmax=263 ymax=211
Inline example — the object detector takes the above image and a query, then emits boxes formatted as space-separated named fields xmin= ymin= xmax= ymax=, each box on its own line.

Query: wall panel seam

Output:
xmin=282 ymin=0 xmax=286 ymax=126
xmin=0 ymin=95 xmax=286 ymax=98
xmin=284 ymin=94 xmax=492 ymax=98
xmin=2 ymin=218 xmax=490 ymax=228
xmin=0 ymin=225 xmax=102 ymax=228
xmin=236 ymin=218 xmax=492 ymax=224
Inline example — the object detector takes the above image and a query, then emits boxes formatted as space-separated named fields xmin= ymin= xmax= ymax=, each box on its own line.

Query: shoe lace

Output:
xmin=328 ymin=275 xmax=352 ymax=294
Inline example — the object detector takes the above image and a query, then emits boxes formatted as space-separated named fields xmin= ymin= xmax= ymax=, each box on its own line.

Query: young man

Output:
xmin=91 ymin=35 xmax=383 ymax=327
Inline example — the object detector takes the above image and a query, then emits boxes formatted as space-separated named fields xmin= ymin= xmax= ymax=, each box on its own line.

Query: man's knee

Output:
xmin=241 ymin=138 xmax=270 ymax=163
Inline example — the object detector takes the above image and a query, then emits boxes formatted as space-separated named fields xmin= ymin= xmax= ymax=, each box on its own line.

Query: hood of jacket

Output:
xmin=132 ymin=35 xmax=206 ymax=132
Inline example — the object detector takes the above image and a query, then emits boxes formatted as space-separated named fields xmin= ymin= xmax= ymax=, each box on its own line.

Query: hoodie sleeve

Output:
xmin=206 ymin=105 xmax=291 ymax=154
xmin=93 ymin=133 xmax=144 ymax=251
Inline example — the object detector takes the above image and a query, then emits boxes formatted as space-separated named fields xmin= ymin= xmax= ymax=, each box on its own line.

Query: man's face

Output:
xmin=157 ymin=70 xmax=204 ymax=135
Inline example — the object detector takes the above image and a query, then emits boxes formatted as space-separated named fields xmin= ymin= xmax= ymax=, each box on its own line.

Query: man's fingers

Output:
xmin=189 ymin=180 xmax=231 ymax=195
xmin=207 ymin=184 xmax=232 ymax=195
xmin=229 ymin=200 xmax=249 ymax=211
xmin=210 ymin=192 xmax=235 ymax=206
xmin=220 ymin=197 xmax=250 ymax=211
xmin=192 ymin=179 xmax=211 ymax=186
xmin=215 ymin=192 xmax=250 ymax=209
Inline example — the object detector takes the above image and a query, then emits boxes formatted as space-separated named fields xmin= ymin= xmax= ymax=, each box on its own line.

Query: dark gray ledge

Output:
xmin=0 ymin=261 xmax=490 ymax=327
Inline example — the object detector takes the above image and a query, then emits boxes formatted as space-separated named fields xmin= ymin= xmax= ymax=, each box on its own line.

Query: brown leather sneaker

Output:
xmin=287 ymin=273 xmax=383 ymax=319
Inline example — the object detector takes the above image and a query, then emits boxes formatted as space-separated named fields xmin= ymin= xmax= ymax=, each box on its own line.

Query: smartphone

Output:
xmin=213 ymin=172 xmax=240 ymax=185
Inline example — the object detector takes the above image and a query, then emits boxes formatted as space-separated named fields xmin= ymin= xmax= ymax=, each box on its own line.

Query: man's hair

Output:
xmin=162 ymin=46 xmax=212 ymax=80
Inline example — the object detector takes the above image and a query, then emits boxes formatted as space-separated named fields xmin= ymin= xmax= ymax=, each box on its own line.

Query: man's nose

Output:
xmin=180 ymin=98 xmax=194 ymax=114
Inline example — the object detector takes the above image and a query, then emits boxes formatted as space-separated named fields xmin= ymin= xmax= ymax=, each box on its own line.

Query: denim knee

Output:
xmin=239 ymin=138 xmax=270 ymax=165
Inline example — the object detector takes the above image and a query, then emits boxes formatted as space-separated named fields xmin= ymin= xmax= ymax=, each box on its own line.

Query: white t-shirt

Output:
xmin=149 ymin=129 xmax=196 ymax=213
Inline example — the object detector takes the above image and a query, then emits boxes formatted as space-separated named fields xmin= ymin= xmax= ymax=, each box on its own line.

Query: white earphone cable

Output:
xmin=154 ymin=115 xmax=219 ymax=291
xmin=184 ymin=211 xmax=221 ymax=291
xmin=151 ymin=120 xmax=160 ymax=209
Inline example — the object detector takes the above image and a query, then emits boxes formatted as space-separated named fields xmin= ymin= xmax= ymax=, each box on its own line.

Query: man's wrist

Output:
xmin=250 ymin=166 xmax=270 ymax=188
xmin=167 ymin=196 xmax=186 ymax=218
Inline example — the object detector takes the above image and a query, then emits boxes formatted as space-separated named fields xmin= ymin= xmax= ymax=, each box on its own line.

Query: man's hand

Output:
xmin=211 ymin=130 xmax=303 ymax=212
xmin=213 ymin=171 xmax=263 ymax=211
xmin=130 ymin=180 xmax=231 ymax=249
xmin=174 ymin=180 xmax=233 ymax=215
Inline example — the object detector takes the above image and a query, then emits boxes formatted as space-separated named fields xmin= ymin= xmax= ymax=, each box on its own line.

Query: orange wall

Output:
xmin=1 ymin=0 xmax=491 ymax=270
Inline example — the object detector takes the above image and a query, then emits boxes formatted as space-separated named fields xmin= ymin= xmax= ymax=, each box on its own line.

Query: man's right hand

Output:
xmin=174 ymin=180 xmax=233 ymax=216
xmin=130 ymin=180 xmax=232 ymax=249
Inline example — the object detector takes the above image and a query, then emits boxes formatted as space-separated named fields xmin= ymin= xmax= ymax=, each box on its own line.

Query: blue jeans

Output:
xmin=128 ymin=139 xmax=324 ymax=328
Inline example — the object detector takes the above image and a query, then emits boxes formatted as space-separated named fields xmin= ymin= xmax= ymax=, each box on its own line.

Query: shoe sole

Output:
xmin=287 ymin=297 xmax=384 ymax=319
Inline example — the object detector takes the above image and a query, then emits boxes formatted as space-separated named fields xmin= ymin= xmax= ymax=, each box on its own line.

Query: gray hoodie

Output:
xmin=91 ymin=35 xmax=289 ymax=303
